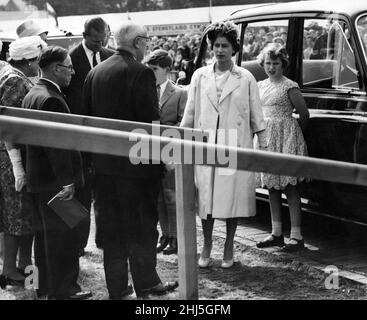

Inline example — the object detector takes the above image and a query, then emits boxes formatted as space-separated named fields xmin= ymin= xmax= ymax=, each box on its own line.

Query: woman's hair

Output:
xmin=9 ymin=56 xmax=37 ymax=69
xmin=258 ymin=43 xmax=289 ymax=68
xmin=206 ymin=21 xmax=240 ymax=55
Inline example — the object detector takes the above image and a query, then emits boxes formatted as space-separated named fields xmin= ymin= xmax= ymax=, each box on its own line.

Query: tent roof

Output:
xmin=57 ymin=5 xmax=258 ymax=36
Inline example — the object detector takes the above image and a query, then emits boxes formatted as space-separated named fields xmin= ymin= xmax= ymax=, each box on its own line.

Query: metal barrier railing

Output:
xmin=1 ymin=106 xmax=367 ymax=299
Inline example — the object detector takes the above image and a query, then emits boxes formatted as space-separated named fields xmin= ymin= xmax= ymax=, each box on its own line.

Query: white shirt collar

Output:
xmin=82 ymin=40 xmax=101 ymax=68
xmin=40 ymin=77 xmax=61 ymax=92
xmin=159 ymin=79 xmax=169 ymax=100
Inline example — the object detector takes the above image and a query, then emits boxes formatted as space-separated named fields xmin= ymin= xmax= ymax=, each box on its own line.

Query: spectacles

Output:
xmin=57 ymin=64 xmax=74 ymax=71
xmin=137 ymin=35 xmax=151 ymax=43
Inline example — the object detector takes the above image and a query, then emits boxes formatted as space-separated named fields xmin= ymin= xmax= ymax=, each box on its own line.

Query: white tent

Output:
xmin=57 ymin=5 xmax=256 ymax=36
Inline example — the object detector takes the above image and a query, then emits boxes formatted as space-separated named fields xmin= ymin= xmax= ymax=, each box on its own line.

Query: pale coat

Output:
xmin=180 ymin=63 xmax=265 ymax=219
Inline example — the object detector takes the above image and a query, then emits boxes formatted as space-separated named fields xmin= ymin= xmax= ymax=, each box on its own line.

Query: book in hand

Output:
xmin=47 ymin=194 xmax=88 ymax=229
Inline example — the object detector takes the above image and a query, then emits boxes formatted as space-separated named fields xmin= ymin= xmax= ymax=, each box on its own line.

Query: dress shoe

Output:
xmin=256 ymin=234 xmax=284 ymax=248
xmin=221 ymin=259 xmax=234 ymax=269
xmin=110 ymin=284 xmax=134 ymax=300
xmin=67 ymin=290 xmax=92 ymax=300
xmin=0 ymin=274 xmax=24 ymax=289
xmin=79 ymin=248 xmax=85 ymax=257
xmin=139 ymin=281 xmax=178 ymax=297
xmin=198 ymin=256 xmax=210 ymax=268
xmin=281 ymin=238 xmax=305 ymax=252
xmin=163 ymin=237 xmax=177 ymax=255
xmin=156 ymin=235 xmax=169 ymax=253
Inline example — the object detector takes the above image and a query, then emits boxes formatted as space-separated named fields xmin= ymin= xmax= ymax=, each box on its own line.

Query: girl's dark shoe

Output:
xmin=256 ymin=234 xmax=285 ymax=248
xmin=156 ymin=236 xmax=169 ymax=253
xmin=163 ymin=237 xmax=177 ymax=255
xmin=281 ymin=238 xmax=305 ymax=252
xmin=0 ymin=274 xmax=25 ymax=289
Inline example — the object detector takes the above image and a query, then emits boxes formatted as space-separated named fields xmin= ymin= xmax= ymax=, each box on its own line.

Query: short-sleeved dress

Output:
xmin=0 ymin=65 xmax=35 ymax=236
xmin=257 ymin=76 xmax=308 ymax=190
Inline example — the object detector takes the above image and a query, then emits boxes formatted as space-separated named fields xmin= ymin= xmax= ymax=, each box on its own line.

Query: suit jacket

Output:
xmin=83 ymin=49 xmax=161 ymax=179
xmin=159 ymin=80 xmax=187 ymax=126
xmin=65 ymin=43 xmax=114 ymax=115
xmin=22 ymin=79 xmax=84 ymax=193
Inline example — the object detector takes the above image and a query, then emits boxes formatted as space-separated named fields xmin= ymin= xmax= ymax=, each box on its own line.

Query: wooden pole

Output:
xmin=175 ymin=163 xmax=197 ymax=300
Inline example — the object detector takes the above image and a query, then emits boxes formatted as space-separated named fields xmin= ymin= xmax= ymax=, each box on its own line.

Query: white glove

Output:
xmin=7 ymin=148 xmax=26 ymax=192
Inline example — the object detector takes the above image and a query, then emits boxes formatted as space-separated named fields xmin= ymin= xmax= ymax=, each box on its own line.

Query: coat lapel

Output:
xmin=160 ymin=80 xmax=175 ymax=107
xmin=218 ymin=66 xmax=241 ymax=105
xmin=204 ymin=66 xmax=219 ymax=111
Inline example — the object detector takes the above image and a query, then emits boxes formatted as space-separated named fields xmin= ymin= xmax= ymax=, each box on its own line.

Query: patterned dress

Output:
xmin=0 ymin=64 xmax=35 ymax=236
xmin=257 ymin=76 xmax=308 ymax=190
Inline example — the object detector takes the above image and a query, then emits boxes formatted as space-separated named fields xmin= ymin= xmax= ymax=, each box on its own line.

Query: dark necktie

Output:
xmin=157 ymin=84 xmax=161 ymax=100
xmin=157 ymin=85 xmax=161 ymax=109
xmin=92 ymin=52 xmax=98 ymax=68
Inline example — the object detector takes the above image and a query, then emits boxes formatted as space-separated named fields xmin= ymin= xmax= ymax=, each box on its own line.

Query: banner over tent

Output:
xmin=56 ymin=5 xmax=257 ymax=37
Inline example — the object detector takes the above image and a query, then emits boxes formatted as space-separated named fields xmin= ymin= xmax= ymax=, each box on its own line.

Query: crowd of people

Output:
xmin=0 ymin=16 xmax=310 ymax=300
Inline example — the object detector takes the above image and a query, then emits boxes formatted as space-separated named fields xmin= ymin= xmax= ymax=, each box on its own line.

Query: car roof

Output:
xmin=230 ymin=0 xmax=367 ymax=21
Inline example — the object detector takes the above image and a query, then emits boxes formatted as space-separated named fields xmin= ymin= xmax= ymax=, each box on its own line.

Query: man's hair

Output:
xmin=114 ymin=21 xmax=147 ymax=49
xmin=84 ymin=17 xmax=108 ymax=35
xmin=39 ymin=46 xmax=68 ymax=69
xmin=144 ymin=49 xmax=172 ymax=69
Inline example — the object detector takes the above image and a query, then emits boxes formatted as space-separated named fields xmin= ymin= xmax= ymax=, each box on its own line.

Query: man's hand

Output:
xmin=57 ymin=184 xmax=75 ymax=201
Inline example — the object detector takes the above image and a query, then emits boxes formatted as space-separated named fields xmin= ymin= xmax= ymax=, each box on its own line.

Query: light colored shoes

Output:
xmin=221 ymin=259 xmax=234 ymax=269
xmin=198 ymin=256 xmax=210 ymax=268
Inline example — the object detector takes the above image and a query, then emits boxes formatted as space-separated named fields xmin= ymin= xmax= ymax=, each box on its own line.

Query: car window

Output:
xmin=240 ymin=19 xmax=288 ymax=82
xmin=357 ymin=14 xmax=367 ymax=63
xmin=302 ymin=18 xmax=362 ymax=92
xmin=241 ymin=19 xmax=288 ymax=62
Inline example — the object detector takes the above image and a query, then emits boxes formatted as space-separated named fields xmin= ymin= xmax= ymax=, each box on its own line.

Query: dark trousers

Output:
xmin=94 ymin=174 xmax=161 ymax=298
xmin=158 ymin=168 xmax=177 ymax=237
xmin=34 ymin=191 xmax=80 ymax=299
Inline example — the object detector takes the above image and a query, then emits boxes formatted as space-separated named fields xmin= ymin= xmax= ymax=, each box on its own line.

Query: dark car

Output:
xmin=0 ymin=33 xmax=84 ymax=61
xmin=196 ymin=0 xmax=367 ymax=224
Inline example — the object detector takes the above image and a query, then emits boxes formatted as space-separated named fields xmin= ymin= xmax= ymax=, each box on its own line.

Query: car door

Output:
xmin=299 ymin=15 xmax=367 ymax=223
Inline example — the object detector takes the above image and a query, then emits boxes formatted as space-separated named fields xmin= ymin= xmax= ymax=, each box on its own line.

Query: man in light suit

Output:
xmin=144 ymin=49 xmax=188 ymax=255
xmin=23 ymin=46 xmax=91 ymax=300
xmin=83 ymin=21 xmax=178 ymax=300
xmin=65 ymin=17 xmax=114 ymax=253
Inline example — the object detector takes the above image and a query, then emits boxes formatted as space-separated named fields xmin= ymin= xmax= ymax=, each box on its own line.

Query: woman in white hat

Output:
xmin=0 ymin=36 xmax=47 ymax=289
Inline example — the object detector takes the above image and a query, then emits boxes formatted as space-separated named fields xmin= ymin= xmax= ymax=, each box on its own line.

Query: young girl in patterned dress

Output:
xmin=256 ymin=43 xmax=310 ymax=252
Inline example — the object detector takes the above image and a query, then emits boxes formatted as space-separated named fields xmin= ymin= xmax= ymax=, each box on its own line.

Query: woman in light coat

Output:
xmin=180 ymin=21 xmax=267 ymax=269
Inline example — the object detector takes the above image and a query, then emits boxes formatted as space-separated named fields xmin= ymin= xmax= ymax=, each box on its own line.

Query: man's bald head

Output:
xmin=114 ymin=21 xmax=150 ymax=61
xmin=114 ymin=21 xmax=148 ymax=49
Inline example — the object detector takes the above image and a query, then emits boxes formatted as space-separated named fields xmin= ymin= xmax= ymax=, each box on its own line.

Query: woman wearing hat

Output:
xmin=180 ymin=21 xmax=267 ymax=269
xmin=0 ymin=36 xmax=47 ymax=289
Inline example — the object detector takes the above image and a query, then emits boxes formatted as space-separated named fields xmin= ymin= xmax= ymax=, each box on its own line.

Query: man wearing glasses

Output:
xmin=84 ymin=21 xmax=178 ymax=299
xmin=22 ymin=46 xmax=92 ymax=300
xmin=65 ymin=17 xmax=114 ymax=255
